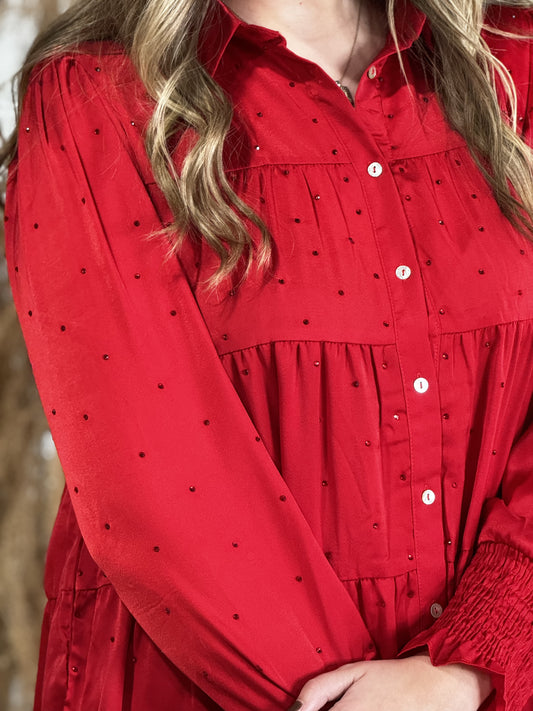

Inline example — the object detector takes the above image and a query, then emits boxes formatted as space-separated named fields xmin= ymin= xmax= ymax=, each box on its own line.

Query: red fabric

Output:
xmin=4 ymin=1 xmax=533 ymax=709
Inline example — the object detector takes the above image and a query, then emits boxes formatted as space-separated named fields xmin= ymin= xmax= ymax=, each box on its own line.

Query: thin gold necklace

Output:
xmin=335 ymin=1 xmax=364 ymax=106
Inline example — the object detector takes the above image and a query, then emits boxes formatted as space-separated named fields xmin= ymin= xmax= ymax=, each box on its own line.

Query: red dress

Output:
xmin=4 ymin=1 xmax=533 ymax=709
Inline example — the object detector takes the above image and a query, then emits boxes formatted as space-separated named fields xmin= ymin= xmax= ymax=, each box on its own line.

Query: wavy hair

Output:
xmin=1 ymin=0 xmax=533 ymax=292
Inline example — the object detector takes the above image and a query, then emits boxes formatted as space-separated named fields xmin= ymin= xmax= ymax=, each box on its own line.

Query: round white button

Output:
xmin=414 ymin=377 xmax=429 ymax=393
xmin=430 ymin=603 xmax=443 ymax=619
xmin=367 ymin=66 xmax=377 ymax=79
xmin=422 ymin=489 xmax=436 ymax=505
xmin=395 ymin=265 xmax=411 ymax=280
xmin=368 ymin=162 xmax=383 ymax=177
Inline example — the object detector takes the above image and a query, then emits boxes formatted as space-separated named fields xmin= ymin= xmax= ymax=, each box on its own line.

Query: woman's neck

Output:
xmin=223 ymin=0 xmax=388 ymax=99
xmin=224 ymin=0 xmax=367 ymax=44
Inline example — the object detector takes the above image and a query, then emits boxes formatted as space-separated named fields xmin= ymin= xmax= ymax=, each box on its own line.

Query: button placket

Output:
xmin=312 ymin=73 xmax=447 ymax=623
xmin=361 ymin=167 xmax=446 ymax=621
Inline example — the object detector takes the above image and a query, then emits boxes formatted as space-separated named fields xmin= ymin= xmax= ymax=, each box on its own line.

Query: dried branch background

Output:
xmin=1 ymin=1 xmax=69 ymax=709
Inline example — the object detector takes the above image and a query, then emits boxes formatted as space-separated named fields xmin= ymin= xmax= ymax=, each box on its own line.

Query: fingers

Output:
xmin=289 ymin=663 xmax=366 ymax=711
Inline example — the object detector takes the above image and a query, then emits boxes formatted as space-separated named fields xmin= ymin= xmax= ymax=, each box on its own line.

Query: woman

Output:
xmin=1 ymin=0 xmax=532 ymax=709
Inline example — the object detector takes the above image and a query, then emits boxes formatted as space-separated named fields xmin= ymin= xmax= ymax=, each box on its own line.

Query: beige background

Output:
xmin=1 ymin=2 xmax=68 ymax=709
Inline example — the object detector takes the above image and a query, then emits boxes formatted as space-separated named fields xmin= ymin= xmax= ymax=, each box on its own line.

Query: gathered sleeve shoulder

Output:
xmin=4 ymin=53 xmax=374 ymax=711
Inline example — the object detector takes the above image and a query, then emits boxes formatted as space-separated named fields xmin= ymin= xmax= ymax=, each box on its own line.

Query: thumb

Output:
xmin=288 ymin=663 xmax=366 ymax=711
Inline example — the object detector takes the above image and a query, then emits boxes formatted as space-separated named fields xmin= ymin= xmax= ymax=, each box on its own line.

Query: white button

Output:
xmin=430 ymin=603 xmax=443 ymax=619
xmin=395 ymin=265 xmax=411 ymax=280
xmin=368 ymin=162 xmax=383 ymax=177
xmin=422 ymin=489 xmax=436 ymax=505
xmin=367 ymin=66 xmax=377 ymax=79
xmin=414 ymin=377 xmax=429 ymax=393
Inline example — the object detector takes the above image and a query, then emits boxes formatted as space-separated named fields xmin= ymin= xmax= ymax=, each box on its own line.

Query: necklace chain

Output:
xmin=336 ymin=1 xmax=364 ymax=106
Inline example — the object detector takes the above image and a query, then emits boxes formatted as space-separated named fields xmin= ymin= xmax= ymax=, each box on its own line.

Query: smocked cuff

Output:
xmin=398 ymin=542 xmax=533 ymax=710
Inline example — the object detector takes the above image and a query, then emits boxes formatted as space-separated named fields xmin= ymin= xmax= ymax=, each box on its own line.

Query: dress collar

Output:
xmin=199 ymin=0 xmax=430 ymax=77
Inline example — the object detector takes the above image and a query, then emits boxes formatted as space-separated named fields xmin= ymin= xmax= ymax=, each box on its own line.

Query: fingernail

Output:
xmin=287 ymin=702 xmax=303 ymax=711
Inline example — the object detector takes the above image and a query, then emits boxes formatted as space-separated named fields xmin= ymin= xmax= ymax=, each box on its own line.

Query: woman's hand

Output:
xmin=289 ymin=652 xmax=493 ymax=711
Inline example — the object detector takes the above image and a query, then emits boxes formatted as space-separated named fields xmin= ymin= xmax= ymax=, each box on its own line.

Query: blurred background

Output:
xmin=0 ymin=1 xmax=70 ymax=709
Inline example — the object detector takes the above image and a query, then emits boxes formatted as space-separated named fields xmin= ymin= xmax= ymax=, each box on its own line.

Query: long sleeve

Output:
xmin=4 ymin=56 xmax=374 ymax=711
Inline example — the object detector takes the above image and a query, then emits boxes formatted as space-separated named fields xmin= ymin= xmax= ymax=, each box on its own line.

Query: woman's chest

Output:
xmin=185 ymin=148 xmax=533 ymax=357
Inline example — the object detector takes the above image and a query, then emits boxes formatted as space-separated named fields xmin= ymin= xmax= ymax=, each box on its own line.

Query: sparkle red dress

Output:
xmin=4 ymin=1 xmax=533 ymax=709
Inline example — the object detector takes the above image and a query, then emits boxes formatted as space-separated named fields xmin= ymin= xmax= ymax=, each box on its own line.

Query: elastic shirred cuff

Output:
xmin=398 ymin=542 xmax=533 ymax=710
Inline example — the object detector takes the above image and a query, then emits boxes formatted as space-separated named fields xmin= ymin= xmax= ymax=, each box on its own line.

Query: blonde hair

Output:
xmin=2 ymin=0 xmax=533 ymax=292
